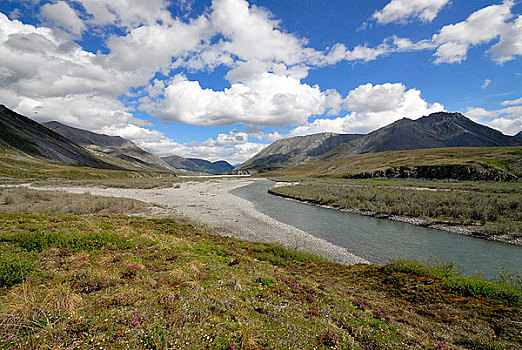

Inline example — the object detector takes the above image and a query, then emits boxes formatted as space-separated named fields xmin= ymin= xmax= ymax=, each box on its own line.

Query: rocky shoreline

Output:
xmin=268 ymin=187 xmax=522 ymax=247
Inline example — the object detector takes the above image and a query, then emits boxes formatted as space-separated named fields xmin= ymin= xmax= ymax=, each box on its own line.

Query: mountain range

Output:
xmin=0 ymin=105 xmax=233 ymax=175
xmin=44 ymin=121 xmax=176 ymax=172
xmin=235 ymin=112 xmax=522 ymax=174
xmin=2 ymin=105 xmax=521 ymax=177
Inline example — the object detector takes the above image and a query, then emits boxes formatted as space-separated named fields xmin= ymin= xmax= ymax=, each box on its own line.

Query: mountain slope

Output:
xmin=235 ymin=133 xmax=363 ymax=173
xmin=0 ymin=105 xmax=117 ymax=169
xmin=162 ymin=155 xmax=234 ymax=175
xmin=515 ymin=130 xmax=522 ymax=142
xmin=327 ymin=112 xmax=522 ymax=158
xmin=44 ymin=121 xmax=174 ymax=172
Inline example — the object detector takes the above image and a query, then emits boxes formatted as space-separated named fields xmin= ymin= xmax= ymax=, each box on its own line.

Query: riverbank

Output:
xmin=15 ymin=178 xmax=366 ymax=265
xmin=268 ymin=180 xmax=522 ymax=246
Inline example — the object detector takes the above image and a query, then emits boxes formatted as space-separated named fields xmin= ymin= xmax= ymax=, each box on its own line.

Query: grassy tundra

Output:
xmin=0 ymin=213 xmax=520 ymax=350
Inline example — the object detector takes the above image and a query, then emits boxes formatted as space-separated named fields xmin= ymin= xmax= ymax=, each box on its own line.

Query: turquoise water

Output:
xmin=231 ymin=180 xmax=522 ymax=278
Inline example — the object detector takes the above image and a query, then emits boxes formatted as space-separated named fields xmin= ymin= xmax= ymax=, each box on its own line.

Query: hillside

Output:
xmin=0 ymin=147 xmax=180 ymax=180
xmin=0 ymin=105 xmax=117 ymax=169
xmin=44 ymin=121 xmax=175 ymax=173
xmin=235 ymin=133 xmax=362 ymax=174
xmin=162 ymin=155 xmax=234 ymax=175
xmin=266 ymin=146 xmax=522 ymax=180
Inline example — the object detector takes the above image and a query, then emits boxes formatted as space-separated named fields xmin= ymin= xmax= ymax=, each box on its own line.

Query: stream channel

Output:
xmin=231 ymin=179 xmax=521 ymax=278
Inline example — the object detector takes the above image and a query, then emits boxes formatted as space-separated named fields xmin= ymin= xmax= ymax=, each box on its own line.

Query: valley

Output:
xmin=2 ymin=1 xmax=522 ymax=348
xmin=0 ymin=105 xmax=521 ymax=349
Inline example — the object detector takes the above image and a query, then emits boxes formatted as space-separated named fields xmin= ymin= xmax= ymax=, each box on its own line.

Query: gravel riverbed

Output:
xmin=23 ymin=178 xmax=367 ymax=265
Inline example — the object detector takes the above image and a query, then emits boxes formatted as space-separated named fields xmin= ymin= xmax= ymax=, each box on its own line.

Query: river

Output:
xmin=231 ymin=179 xmax=521 ymax=278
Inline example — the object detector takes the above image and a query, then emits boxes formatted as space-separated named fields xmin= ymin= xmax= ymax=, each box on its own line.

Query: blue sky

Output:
xmin=0 ymin=0 xmax=521 ymax=163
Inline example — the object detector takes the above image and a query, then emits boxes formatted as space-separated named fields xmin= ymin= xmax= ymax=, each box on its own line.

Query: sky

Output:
xmin=0 ymin=0 xmax=521 ymax=164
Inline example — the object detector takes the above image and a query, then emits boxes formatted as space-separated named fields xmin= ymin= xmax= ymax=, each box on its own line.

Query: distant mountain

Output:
xmin=187 ymin=158 xmax=235 ymax=174
xmin=0 ymin=105 xmax=117 ymax=169
xmin=44 ymin=121 xmax=174 ymax=172
xmin=237 ymin=112 xmax=522 ymax=173
xmin=332 ymin=112 xmax=522 ymax=157
xmin=162 ymin=155 xmax=234 ymax=175
xmin=235 ymin=133 xmax=363 ymax=173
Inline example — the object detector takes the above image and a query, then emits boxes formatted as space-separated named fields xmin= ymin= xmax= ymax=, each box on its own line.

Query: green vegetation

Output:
xmin=269 ymin=178 xmax=522 ymax=239
xmin=0 ymin=187 xmax=152 ymax=215
xmin=0 ymin=226 xmax=128 ymax=253
xmin=263 ymin=146 xmax=522 ymax=178
xmin=385 ymin=260 xmax=521 ymax=306
xmin=0 ymin=254 xmax=34 ymax=288
xmin=251 ymin=243 xmax=326 ymax=267
xmin=0 ymin=214 xmax=520 ymax=349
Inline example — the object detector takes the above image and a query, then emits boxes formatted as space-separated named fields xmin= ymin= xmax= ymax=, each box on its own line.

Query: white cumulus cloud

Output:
xmin=0 ymin=13 xmax=143 ymax=130
xmin=373 ymin=0 xmax=450 ymax=24
xmin=40 ymin=1 xmax=85 ymax=36
xmin=467 ymin=100 xmax=522 ymax=135
xmin=433 ymin=1 xmax=520 ymax=64
xmin=290 ymin=83 xmax=445 ymax=136
xmin=149 ymin=73 xmax=326 ymax=127
xmin=77 ymin=0 xmax=172 ymax=29
xmin=489 ymin=15 xmax=522 ymax=64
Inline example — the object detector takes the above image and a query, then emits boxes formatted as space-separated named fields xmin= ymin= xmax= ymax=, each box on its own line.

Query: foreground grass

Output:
xmin=0 ymin=214 xmax=520 ymax=349
xmin=269 ymin=178 xmax=522 ymax=240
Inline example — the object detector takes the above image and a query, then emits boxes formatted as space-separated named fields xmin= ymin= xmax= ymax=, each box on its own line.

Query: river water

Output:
xmin=231 ymin=179 xmax=521 ymax=278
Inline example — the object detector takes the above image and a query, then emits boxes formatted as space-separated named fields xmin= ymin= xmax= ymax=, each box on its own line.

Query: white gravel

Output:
xmin=26 ymin=178 xmax=367 ymax=265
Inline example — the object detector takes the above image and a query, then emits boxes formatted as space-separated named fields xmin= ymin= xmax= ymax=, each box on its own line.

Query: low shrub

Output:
xmin=0 ymin=255 xmax=34 ymax=287
xmin=270 ymin=180 xmax=522 ymax=236
xmin=385 ymin=259 xmax=522 ymax=306
xmin=444 ymin=276 xmax=521 ymax=307
xmin=252 ymin=244 xmax=325 ymax=267
xmin=1 ymin=230 xmax=128 ymax=252
xmin=384 ymin=259 xmax=458 ymax=279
